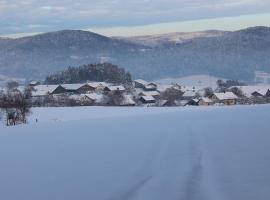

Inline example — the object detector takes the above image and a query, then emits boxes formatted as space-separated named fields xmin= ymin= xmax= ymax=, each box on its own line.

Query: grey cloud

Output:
xmin=0 ymin=0 xmax=269 ymax=34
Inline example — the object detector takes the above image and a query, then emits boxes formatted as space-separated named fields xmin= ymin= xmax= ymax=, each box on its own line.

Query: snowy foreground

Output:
xmin=1 ymin=105 xmax=270 ymax=200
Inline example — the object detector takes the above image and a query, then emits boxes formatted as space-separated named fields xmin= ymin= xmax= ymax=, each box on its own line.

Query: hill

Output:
xmin=0 ymin=27 xmax=270 ymax=81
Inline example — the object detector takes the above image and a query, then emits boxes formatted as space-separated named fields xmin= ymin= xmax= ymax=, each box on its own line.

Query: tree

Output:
xmin=230 ymin=87 xmax=244 ymax=98
xmin=106 ymin=90 xmax=125 ymax=106
xmin=0 ymin=86 xmax=32 ymax=126
xmin=6 ymin=81 xmax=19 ymax=91
xmin=204 ymin=87 xmax=214 ymax=97
xmin=44 ymin=63 xmax=133 ymax=85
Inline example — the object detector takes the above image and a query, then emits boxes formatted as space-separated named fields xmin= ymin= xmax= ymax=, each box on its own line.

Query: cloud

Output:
xmin=0 ymin=0 xmax=269 ymax=34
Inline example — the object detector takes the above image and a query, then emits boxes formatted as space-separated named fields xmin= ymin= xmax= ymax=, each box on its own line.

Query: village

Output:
xmin=2 ymin=78 xmax=269 ymax=108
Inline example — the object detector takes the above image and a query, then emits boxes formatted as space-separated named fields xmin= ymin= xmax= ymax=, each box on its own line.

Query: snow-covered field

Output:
xmin=1 ymin=105 xmax=270 ymax=200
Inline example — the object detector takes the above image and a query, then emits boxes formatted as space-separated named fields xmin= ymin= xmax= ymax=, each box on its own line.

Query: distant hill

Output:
xmin=114 ymin=30 xmax=227 ymax=47
xmin=0 ymin=26 xmax=270 ymax=81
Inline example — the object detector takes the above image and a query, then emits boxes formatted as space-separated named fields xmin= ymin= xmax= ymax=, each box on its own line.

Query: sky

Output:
xmin=1 ymin=0 xmax=270 ymax=37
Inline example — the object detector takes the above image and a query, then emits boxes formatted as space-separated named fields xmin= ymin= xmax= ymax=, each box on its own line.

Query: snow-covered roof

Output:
xmin=213 ymin=92 xmax=238 ymax=100
xmin=87 ymin=82 xmax=110 ymax=88
xmin=191 ymin=98 xmax=200 ymax=103
xmin=134 ymin=79 xmax=149 ymax=85
xmin=140 ymin=95 xmax=155 ymax=101
xmin=144 ymin=84 xmax=156 ymax=89
xmin=200 ymin=97 xmax=213 ymax=103
xmin=32 ymin=85 xmax=60 ymax=96
xmin=106 ymin=85 xmax=125 ymax=91
xmin=235 ymin=86 xmax=270 ymax=97
xmin=61 ymin=84 xmax=84 ymax=90
xmin=140 ymin=91 xmax=160 ymax=96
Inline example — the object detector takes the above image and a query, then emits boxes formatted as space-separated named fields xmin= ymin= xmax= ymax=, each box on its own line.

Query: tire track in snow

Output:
xmin=181 ymin=121 xmax=227 ymax=200
xmin=181 ymin=124 xmax=206 ymax=200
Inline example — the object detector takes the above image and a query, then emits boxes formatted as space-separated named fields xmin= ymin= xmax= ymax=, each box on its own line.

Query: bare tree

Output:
xmin=106 ymin=90 xmax=124 ymax=106
xmin=230 ymin=87 xmax=245 ymax=98
xmin=0 ymin=86 xmax=32 ymax=126
xmin=6 ymin=81 xmax=19 ymax=91
xmin=204 ymin=87 xmax=214 ymax=97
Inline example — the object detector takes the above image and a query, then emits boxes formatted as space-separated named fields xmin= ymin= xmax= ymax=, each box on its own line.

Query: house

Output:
xmin=138 ymin=91 xmax=161 ymax=99
xmin=60 ymin=84 xmax=88 ymax=94
xmin=87 ymin=82 xmax=109 ymax=92
xmin=234 ymin=86 xmax=270 ymax=98
xmin=139 ymin=95 xmax=156 ymax=104
xmin=251 ymin=91 xmax=264 ymax=98
xmin=134 ymin=79 xmax=157 ymax=91
xmin=211 ymin=92 xmax=238 ymax=105
xmin=144 ymin=83 xmax=157 ymax=91
xmin=32 ymin=85 xmax=66 ymax=97
xmin=198 ymin=97 xmax=213 ymax=106
xmin=134 ymin=79 xmax=149 ymax=89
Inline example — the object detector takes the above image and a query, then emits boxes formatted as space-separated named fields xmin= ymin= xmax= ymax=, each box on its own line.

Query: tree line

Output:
xmin=44 ymin=63 xmax=132 ymax=84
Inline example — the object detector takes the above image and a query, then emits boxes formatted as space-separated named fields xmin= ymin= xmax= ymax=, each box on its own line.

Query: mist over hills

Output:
xmin=0 ymin=26 xmax=269 ymax=82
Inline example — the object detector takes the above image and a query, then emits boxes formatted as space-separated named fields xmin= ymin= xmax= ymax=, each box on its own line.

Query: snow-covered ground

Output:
xmin=1 ymin=105 xmax=270 ymax=200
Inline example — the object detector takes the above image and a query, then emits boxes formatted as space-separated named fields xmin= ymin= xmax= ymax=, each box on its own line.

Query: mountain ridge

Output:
xmin=0 ymin=26 xmax=269 ymax=81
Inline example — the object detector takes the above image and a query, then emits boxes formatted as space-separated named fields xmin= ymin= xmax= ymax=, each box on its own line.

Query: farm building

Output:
xmin=211 ymin=92 xmax=238 ymax=105
xmin=139 ymin=96 xmax=156 ymax=104
xmin=198 ymin=97 xmax=213 ymax=106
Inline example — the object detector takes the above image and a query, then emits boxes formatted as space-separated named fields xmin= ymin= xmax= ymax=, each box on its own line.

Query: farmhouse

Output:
xmin=134 ymin=79 xmax=149 ymax=89
xmin=144 ymin=83 xmax=157 ymax=91
xmin=198 ymin=97 xmax=213 ymax=106
xmin=211 ymin=92 xmax=238 ymax=105
xmin=32 ymin=85 xmax=66 ymax=97
xmin=87 ymin=82 xmax=109 ymax=91
xmin=138 ymin=91 xmax=161 ymax=99
xmin=134 ymin=79 xmax=157 ymax=91
xmin=139 ymin=95 xmax=156 ymax=104
xmin=61 ymin=84 xmax=96 ymax=94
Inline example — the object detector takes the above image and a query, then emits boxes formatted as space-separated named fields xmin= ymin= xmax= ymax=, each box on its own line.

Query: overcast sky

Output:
xmin=1 ymin=0 xmax=270 ymax=36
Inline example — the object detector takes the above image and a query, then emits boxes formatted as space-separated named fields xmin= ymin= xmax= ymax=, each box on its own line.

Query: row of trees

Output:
xmin=0 ymin=82 xmax=32 ymax=126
